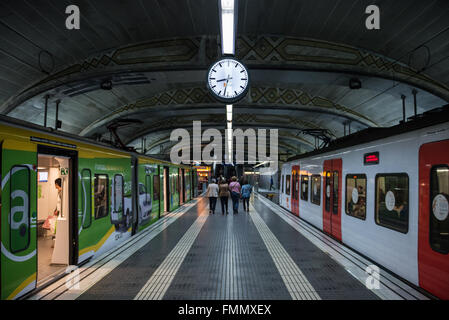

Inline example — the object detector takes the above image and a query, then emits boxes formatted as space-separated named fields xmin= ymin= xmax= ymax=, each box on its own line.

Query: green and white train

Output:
xmin=0 ymin=115 xmax=198 ymax=300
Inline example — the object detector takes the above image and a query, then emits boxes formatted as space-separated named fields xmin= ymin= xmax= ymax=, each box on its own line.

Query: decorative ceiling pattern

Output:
xmin=81 ymin=85 xmax=378 ymax=138
xmin=3 ymin=35 xmax=448 ymax=115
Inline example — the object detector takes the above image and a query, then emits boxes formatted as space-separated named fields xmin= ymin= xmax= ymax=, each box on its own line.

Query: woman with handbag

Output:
xmin=229 ymin=176 xmax=241 ymax=214
xmin=205 ymin=178 xmax=219 ymax=214
xmin=218 ymin=178 xmax=230 ymax=215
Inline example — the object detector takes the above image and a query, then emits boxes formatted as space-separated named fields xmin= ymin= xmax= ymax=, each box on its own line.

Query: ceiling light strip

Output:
xmin=220 ymin=0 xmax=236 ymax=55
xmin=227 ymin=104 xmax=233 ymax=163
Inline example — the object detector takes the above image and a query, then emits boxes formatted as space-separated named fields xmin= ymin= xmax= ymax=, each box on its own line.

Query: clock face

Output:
xmin=207 ymin=58 xmax=249 ymax=103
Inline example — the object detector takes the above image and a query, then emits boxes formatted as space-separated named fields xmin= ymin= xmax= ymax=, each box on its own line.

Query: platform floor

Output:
xmin=29 ymin=194 xmax=429 ymax=300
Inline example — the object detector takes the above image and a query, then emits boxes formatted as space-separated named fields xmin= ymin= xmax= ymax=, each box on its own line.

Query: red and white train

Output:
xmin=279 ymin=106 xmax=449 ymax=299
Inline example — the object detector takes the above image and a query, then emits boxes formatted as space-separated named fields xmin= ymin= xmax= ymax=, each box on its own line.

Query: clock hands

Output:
xmin=223 ymin=74 xmax=232 ymax=97
xmin=223 ymin=80 xmax=228 ymax=97
xmin=216 ymin=77 xmax=233 ymax=82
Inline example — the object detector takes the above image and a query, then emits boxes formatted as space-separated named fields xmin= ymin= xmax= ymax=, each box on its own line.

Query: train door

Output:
xmin=159 ymin=166 xmax=164 ymax=217
xmin=291 ymin=165 xmax=299 ymax=216
xmin=155 ymin=166 xmax=161 ymax=219
xmin=180 ymin=168 xmax=185 ymax=204
xmin=322 ymin=159 xmax=342 ymax=241
xmin=418 ymin=140 xmax=449 ymax=299
xmin=36 ymin=146 xmax=78 ymax=284
xmin=163 ymin=167 xmax=169 ymax=213
xmin=131 ymin=156 xmax=138 ymax=235
xmin=1 ymin=139 xmax=38 ymax=299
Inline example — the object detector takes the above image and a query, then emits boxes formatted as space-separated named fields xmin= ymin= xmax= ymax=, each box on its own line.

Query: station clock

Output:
xmin=207 ymin=57 xmax=249 ymax=104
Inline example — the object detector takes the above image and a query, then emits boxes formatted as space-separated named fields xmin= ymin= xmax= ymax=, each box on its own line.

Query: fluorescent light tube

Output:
xmin=221 ymin=0 xmax=235 ymax=55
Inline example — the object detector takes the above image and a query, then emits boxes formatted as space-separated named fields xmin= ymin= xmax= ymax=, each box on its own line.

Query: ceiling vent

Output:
xmin=349 ymin=78 xmax=362 ymax=90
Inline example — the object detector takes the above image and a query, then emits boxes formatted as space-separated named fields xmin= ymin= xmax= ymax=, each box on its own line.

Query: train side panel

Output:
xmin=136 ymin=159 xmax=159 ymax=232
xmin=297 ymin=159 xmax=323 ymax=230
xmin=1 ymin=138 xmax=38 ymax=300
xmin=77 ymin=147 xmax=133 ymax=263
xmin=339 ymin=134 xmax=419 ymax=285
xmin=280 ymin=121 xmax=449 ymax=296
xmin=169 ymin=166 xmax=180 ymax=211
xmin=280 ymin=163 xmax=292 ymax=211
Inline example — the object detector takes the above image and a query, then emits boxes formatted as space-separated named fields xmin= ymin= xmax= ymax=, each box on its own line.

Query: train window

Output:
xmin=10 ymin=165 xmax=30 ymax=253
xmin=139 ymin=183 xmax=145 ymax=195
xmin=300 ymin=175 xmax=309 ymax=201
xmin=311 ymin=175 xmax=321 ymax=205
xmin=286 ymin=175 xmax=291 ymax=195
xmin=81 ymin=169 xmax=92 ymax=229
xmin=375 ymin=173 xmax=409 ymax=233
xmin=94 ymin=174 xmax=109 ymax=219
xmin=346 ymin=174 xmax=367 ymax=220
xmin=114 ymin=175 xmax=124 ymax=213
xmin=429 ymin=166 xmax=449 ymax=254
xmin=332 ymin=171 xmax=339 ymax=214
xmin=145 ymin=175 xmax=152 ymax=205
xmin=281 ymin=175 xmax=284 ymax=193
xmin=153 ymin=174 xmax=160 ymax=201
xmin=325 ymin=172 xmax=331 ymax=212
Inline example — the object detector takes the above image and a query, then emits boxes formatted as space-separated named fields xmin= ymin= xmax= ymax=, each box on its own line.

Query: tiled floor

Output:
xmin=77 ymin=196 xmax=378 ymax=300
xmin=38 ymin=237 xmax=66 ymax=282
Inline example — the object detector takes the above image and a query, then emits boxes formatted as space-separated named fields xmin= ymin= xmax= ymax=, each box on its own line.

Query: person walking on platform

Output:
xmin=206 ymin=178 xmax=219 ymax=214
xmin=241 ymin=180 xmax=253 ymax=213
xmin=229 ymin=176 xmax=241 ymax=214
xmin=218 ymin=178 xmax=230 ymax=215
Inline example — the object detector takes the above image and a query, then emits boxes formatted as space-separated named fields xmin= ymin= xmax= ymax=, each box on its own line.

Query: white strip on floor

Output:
xmin=255 ymin=193 xmax=429 ymax=300
xmin=248 ymin=203 xmax=321 ymax=300
xmin=134 ymin=214 xmax=209 ymax=300
xmin=29 ymin=200 xmax=200 ymax=300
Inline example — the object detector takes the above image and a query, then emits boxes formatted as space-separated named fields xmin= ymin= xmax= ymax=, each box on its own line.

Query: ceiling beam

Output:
xmin=3 ymin=35 xmax=448 ymax=118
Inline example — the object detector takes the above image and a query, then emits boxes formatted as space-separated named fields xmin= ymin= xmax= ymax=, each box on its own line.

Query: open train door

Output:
xmin=163 ymin=167 xmax=170 ymax=214
xmin=323 ymin=159 xmax=342 ymax=241
xmin=1 ymin=139 xmax=38 ymax=299
xmin=36 ymin=146 xmax=78 ymax=283
xmin=291 ymin=165 xmax=299 ymax=216
xmin=418 ymin=140 xmax=449 ymax=299
xmin=131 ymin=156 xmax=138 ymax=235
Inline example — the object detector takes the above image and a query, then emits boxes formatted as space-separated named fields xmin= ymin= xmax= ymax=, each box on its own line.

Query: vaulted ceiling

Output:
xmin=1 ymin=0 xmax=448 ymax=161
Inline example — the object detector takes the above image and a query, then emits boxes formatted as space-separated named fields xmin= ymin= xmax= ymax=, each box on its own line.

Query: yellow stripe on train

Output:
xmin=7 ymin=273 xmax=36 ymax=300
xmin=78 ymin=226 xmax=116 ymax=257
